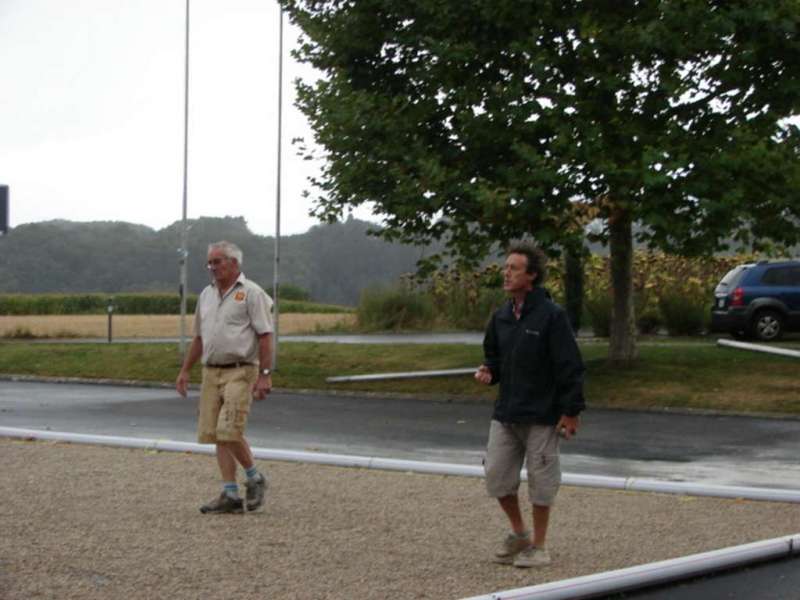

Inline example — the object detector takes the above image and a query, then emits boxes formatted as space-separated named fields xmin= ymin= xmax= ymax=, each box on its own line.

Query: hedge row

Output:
xmin=0 ymin=294 xmax=352 ymax=315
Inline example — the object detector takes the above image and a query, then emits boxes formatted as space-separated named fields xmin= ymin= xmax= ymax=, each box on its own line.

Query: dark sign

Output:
xmin=0 ymin=185 xmax=8 ymax=234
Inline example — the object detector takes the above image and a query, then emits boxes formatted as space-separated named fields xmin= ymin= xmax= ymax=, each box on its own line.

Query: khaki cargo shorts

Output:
xmin=197 ymin=365 xmax=258 ymax=443
xmin=484 ymin=419 xmax=562 ymax=506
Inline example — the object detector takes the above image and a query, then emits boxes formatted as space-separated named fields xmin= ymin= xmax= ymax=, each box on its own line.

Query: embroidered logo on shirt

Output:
xmin=234 ymin=291 xmax=246 ymax=302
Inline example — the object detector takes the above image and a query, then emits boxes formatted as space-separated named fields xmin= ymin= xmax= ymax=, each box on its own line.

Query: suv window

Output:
xmin=717 ymin=266 xmax=747 ymax=289
xmin=760 ymin=266 xmax=800 ymax=286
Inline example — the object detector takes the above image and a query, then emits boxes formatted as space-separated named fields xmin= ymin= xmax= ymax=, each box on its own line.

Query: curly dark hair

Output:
xmin=506 ymin=240 xmax=547 ymax=285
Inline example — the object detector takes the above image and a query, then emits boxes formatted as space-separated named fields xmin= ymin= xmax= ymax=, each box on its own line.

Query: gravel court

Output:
xmin=2 ymin=438 xmax=799 ymax=600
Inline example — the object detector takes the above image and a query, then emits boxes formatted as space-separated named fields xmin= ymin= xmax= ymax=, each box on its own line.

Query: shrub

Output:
xmin=445 ymin=286 xmax=507 ymax=330
xmin=585 ymin=291 xmax=612 ymax=337
xmin=658 ymin=292 xmax=706 ymax=336
xmin=356 ymin=285 xmax=435 ymax=331
xmin=278 ymin=284 xmax=310 ymax=301
xmin=637 ymin=308 xmax=663 ymax=335
xmin=414 ymin=265 xmax=507 ymax=330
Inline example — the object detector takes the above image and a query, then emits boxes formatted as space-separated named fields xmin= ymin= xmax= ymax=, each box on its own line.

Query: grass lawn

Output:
xmin=0 ymin=338 xmax=798 ymax=415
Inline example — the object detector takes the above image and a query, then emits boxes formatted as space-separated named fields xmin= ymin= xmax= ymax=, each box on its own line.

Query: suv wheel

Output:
xmin=750 ymin=310 xmax=784 ymax=342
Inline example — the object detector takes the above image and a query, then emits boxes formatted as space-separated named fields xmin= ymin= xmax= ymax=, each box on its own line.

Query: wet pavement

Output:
xmin=2 ymin=380 xmax=800 ymax=490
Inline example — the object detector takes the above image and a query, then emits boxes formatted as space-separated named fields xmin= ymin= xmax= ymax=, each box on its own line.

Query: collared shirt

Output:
xmin=194 ymin=273 xmax=274 ymax=366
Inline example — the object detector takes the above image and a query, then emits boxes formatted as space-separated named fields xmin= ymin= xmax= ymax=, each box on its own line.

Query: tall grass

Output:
xmin=357 ymin=286 xmax=435 ymax=331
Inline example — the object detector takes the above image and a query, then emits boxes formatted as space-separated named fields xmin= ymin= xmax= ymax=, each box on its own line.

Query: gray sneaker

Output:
xmin=513 ymin=546 xmax=551 ymax=568
xmin=200 ymin=493 xmax=243 ymax=514
xmin=493 ymin=532 xmax=531 ymax=564
xmin=245 ymin=473 xmax=268 ymax=511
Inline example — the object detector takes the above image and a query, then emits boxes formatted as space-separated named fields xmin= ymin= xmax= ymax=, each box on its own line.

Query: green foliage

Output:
xmin=636 ymin=306 xmax=663 ymax=336
xmin=0 ymin=293 xmax=352 ymax=316
xmin=279 ymin=300 xmax=353 ymax=314
xmin=357 ymin=285 xmax=435 ymax=331
xmin=563 ymin=250 xmax=585 ymax=332
xmin=278 ymin=284 xmax=311 ymax=301
xmin=0 ymin=294 xmax=194 ymax=315
xmin=283 ymin=0 xmax=800 ymax=361
xmin=585 ymin=292 xmax=612 ymax=338
xmin=658 ymin=293 xmax=707 ymax=337
xmin=285 ymin=0 xmax=800 ymax=259
xmin=415 ymin=265 xmax=505 ymax=330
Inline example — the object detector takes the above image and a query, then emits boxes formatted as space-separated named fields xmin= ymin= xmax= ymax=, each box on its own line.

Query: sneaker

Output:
xmin=493 ymin=532 xmax=531 ymax=564
xmin=513 ymin=546 xmax=551 ymax=568
xmin=245 ymin=473 xmax=268 ymax=512
xmin=200 ymin=493 xmax=244 ymax=514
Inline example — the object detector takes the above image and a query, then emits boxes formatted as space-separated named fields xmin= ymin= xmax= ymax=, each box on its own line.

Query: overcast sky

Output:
xmin=0 ymin=0 xmax=375 ymax=236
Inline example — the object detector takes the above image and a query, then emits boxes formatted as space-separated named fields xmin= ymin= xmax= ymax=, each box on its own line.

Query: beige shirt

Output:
xmin=194 ymin=273 xmax=274 ymax=366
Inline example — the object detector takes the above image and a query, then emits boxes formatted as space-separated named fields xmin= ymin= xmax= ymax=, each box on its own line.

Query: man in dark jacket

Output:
xmin=475 ymin=241 xmax=586 ymax=568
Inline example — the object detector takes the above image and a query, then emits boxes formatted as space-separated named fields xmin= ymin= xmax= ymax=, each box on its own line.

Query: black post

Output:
xmin=0 ymin=185 xmax=8 ymax=235
xmin=107 ymin=297 xmax=114 ymax=343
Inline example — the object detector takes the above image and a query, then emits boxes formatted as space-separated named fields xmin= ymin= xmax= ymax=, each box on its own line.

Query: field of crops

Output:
xmin=0 ymin=313 xmax=356 ymax=339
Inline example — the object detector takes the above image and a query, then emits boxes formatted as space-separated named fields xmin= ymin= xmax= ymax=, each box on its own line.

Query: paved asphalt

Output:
xmin=606 ymin=557 xmax=800 ymax=600
xmin=2 ymin=379 xmax=799 ymax=599
xmin=2 ymin=380 xmax=800 ymax=489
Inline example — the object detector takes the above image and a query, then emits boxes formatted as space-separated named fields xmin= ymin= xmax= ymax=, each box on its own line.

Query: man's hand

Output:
xmin=176 ymin=336 xmax=202 ymax=398
xmin=175 ymin=370 xmax=190 ymax=398
xmin=557 ymin=415 xmax=580 ymax=440
xmin=252 ymin=373 xmax=272 ymax=401
xmin=474 ymin=364 xmax=492 ymax=385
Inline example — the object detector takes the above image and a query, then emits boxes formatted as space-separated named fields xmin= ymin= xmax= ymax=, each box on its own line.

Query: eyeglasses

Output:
xmin=207 ymin=257 xmax=229 ymax=266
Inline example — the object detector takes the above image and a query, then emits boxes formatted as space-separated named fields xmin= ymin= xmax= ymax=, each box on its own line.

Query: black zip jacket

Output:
xmin=483 ymin=286 xmax=586 ymax=425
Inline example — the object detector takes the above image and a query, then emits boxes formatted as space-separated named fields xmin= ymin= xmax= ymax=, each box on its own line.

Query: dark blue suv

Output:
xmin=710 ymin=260 xmax=800 ymax=341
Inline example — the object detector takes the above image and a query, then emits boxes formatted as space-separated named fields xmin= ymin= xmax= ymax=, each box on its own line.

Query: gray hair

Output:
xmin=208 ymin=240 xmax=243 ymax=266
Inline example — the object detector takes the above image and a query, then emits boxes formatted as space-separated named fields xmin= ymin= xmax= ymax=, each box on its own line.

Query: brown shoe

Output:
xmin=200 ymin=493 xmax=243 ymax=514
xmin=245 ymin=473 xmax=269 ymax=512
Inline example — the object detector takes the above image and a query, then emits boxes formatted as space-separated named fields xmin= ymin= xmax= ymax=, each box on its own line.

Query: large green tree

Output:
xmin=283 ymin=0 xmax=800 ymax=364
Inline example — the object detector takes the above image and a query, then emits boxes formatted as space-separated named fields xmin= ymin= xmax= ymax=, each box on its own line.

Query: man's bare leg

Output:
xmin=218 ymin=439 xmax=255 ymax=471
xmin=532 ymin=504 xmax=550 ymax=548
xmin=498 ymin=495 xmax=528 ymax=536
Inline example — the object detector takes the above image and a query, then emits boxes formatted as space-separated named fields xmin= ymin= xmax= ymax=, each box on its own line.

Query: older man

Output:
xmin=176 ymin=240 xmax=274 ymax=514
xmin=475 ymin=241 xmax=586 ymax=567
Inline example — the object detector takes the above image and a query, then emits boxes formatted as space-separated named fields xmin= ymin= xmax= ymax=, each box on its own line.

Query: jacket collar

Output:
xmin=498 ymin=287 xmax=547 ymax=322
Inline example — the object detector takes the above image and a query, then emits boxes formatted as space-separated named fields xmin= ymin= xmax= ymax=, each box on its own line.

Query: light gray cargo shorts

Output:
xmin=484 ymin=419 xmax=561 ymax=506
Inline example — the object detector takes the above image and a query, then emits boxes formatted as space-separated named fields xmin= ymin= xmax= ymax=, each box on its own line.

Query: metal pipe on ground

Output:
xmin=326 ymin=367 xmax=476 ymax=383
xmin=717 ymin=338 xmax=800 ymax=359
xmin=2 ymin=427 xmax=799 ymax=503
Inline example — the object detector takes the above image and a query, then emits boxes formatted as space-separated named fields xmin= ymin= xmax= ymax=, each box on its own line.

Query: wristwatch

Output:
xmin=260 ymin=368 xmax=272 ymax=376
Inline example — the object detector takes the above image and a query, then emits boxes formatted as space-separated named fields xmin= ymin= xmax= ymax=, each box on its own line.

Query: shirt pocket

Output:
xmin=225 ymin=297 xmax=251 ymax=327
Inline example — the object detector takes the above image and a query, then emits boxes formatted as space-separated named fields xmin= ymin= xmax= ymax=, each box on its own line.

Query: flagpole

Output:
xmin=272 ymin=6 xmax=284 ymax=369
xmin=179 ymin=0 xmax=191 ymax=356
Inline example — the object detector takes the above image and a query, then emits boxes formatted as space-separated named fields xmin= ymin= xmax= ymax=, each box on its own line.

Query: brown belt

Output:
xmin=206 ymin=362 xmax=250 ymax=369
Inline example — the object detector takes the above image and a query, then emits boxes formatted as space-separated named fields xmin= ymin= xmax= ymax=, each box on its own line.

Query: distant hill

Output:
xmin=0 ymin=216 xmax=443 ymax=305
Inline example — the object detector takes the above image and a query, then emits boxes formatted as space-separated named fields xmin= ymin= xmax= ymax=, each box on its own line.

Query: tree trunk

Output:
xmin=608 ymin=207 xmax=638 ymax=366
xmin=564 ymin=246 xmax=584 ymax=334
